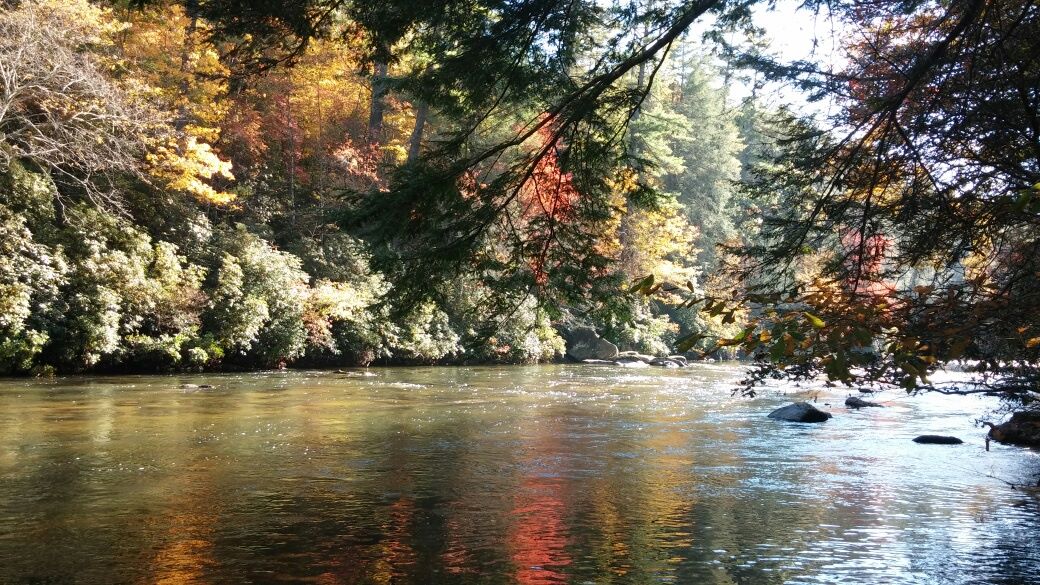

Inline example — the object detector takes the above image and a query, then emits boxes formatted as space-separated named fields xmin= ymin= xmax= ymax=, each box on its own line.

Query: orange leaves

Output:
xmin=332 ymin=138 xmax=383 ymax=189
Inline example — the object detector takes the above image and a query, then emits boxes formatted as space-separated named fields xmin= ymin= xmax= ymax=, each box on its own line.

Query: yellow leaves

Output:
xmin=27 ymin=0 xmax=118 ymax=47
xmin=118 ymin=3 xmax=230 ymax=128
xmin=1026 ymin=337 xmax=1040 ymax=349
xmin=803 ymin=312 xmax=826 ymax=329
xmin=623 ymin=198 xmax=699 ymax=285
xmin=147 ymin=137 xmax=235 ymax=205
xmin=608 ymin=168 xmax=641 ymax=196
xmin=185 ymin=124 xmax=221 ymax=145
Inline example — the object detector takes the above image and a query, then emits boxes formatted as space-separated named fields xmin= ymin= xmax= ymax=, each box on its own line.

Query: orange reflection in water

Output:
xmin=146 ymin=500 xmax=217 ymax=585
xmin=509 ymin=418 xmax=574 ymax=585
xmin=510 ymin=473 xmax=572 ymax=585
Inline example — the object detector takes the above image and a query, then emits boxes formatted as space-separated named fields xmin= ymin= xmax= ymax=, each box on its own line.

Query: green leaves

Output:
xmin=674 ymin=332 xmax=707 ymax=353
xmin=628 ymin=274 xmax=655 ymax=294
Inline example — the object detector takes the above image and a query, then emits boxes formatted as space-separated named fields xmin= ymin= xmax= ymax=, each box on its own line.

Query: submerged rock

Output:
xmin=336 ymin=369 xmax=377 ymax=377
xmin=581 ymin=359 xmax=616 ymax=365
xmin=561 ymin=327 xmax=619 ymax=361
xmin=912 ymin=435 xmax=963 ymax=445
xmin=667 ymin=355 xmax=689 ymax=366
xmin=650 ymin=357 xmax=682 ymax=368
xmin=616 ymin=352 xmax=655 ymax=364
xmin=845 ymin=396 xmax=882 ymax=408
xmin=987 ymin=411 xmax=1040 ymax=448
xmin=615 ymin=359 xmax=650 ymax=368
xmin=767 ymin=402 xmax=832 ymax=423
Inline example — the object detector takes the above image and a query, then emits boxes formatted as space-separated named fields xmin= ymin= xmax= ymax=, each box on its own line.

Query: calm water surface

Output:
xmin=1 ymin=364 xmax=1038 ymax=584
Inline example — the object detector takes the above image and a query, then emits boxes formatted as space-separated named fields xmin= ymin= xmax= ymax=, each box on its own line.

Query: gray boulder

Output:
xmin=562 ymin=327 xmax=618 ymax=361
xmin=667 ymin=355 xmax=689 ymax=366
xmin=581 ymin=359 xmax=616 ymax=365
xmin=650 ymin=357 xmax=682 ymax=368
xmin=912 ymin=435 xmax=963 ymax=444
xmin=845 ymin=396 xmax=882 ymax=408
xmin=768 ymin=402 xmax=832 ymax=423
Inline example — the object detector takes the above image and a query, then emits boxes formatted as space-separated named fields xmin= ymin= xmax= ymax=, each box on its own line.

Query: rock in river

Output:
xmin=767 ymin=402 xmax=832 ymax=423
xmin=616 ymin=351 xmax=655 ymax=363
xmin=912 ymin=435 xmax=963 ymax=444
xmin=987 ymin=410 xmax=1040 ymax=448
xmin=561 ymin=326 xmax=619 ymax=362
xmin=845 ymin=396 xmax=882 ymax=408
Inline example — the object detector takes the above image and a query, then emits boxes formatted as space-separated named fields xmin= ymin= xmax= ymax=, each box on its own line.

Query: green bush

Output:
xmin=42 ymin=204 xmax=205 ymax=370
xmin=458 ymin=295 xmax=564 ymax=364
xmin=204 ymin=225 xmax=310 ymax=367
xmin=608 ymin=301 xmax=674 ymax=356
xmin=0 ymin=202 xmax=65 ymax=374
xmin=384 ymin=301 xmax=461 ymax=363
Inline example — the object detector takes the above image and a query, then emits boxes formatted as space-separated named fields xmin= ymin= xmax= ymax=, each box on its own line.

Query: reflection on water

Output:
xmin=0 ymin=364 xmax=1038 ymax=584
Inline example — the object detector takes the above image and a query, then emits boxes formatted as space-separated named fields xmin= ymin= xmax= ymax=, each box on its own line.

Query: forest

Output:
xmin=1 ymin=0 xmax=1038 ymax=403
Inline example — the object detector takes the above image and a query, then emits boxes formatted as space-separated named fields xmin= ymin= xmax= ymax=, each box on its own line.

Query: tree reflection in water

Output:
xmin=0 ymin=366 xmax=1038 ymax=584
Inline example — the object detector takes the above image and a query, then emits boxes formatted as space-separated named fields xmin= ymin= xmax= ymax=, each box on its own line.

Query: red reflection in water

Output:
xmin=510 ymin=474 xmax=572 ymax=584
xmin=376 ymin=497 xmax=418 ymax=581
xmin=441 ymin=515 xmax=477 ymax=575
xmin=323 ymin=496 xmax=418 ymax=585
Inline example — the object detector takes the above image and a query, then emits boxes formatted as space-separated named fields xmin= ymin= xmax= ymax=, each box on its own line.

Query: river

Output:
xmin=1 ymin=364 xmax=1038 ymax=584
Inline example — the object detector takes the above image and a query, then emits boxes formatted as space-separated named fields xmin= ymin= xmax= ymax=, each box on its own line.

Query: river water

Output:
xmin=0 ymin=364 xmax=1038 ymax=584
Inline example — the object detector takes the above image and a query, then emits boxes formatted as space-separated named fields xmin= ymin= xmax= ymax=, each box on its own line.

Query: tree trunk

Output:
xmin=620 ymin=59 xmax=648 ymax=276
xmin=368 ymin=61 xmax=388 ymax=144
xmin=176 ymin=0 xmax=199 ymax=135
xmin=406 ymin=100 xmax=429 ymax=164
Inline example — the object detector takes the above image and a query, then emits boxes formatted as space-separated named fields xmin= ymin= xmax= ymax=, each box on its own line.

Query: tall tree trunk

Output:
xmin=620 ymin=59 xmax=649 ymax=276
xmin=286 ymin=96 xmax=296 ymax=228
xmin=406 ymin=100 xmax=429 ymax=164
xmin=176 ymin=0 xmax=199 ymax=135
xmin=368 ymin=61 xmax=388 ymax=144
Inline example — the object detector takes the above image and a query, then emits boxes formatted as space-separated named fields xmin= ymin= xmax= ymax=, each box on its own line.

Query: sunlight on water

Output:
xmin=0 ymin=364 xmax=1038 ymax=584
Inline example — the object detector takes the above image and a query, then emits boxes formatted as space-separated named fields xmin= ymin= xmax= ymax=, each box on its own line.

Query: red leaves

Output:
xmin=519 ymin=124 xmax=579 ymax=224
